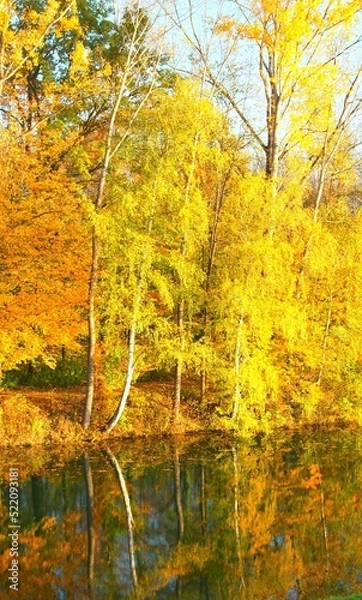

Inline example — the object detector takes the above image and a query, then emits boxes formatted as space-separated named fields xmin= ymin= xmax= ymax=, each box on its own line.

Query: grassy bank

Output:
xmin=1 ymin=381 xmax=358 ymax=448
xmin=0 ymin=383 xmax=220 ymax=447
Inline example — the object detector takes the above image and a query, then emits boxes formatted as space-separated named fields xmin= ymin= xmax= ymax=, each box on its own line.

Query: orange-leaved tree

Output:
xmin=0 ymin=131 xmax=89 ymax=379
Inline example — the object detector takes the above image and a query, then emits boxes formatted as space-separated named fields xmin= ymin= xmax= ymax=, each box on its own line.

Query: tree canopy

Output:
xmin=2 ymin=0 xmax=362 ymax=435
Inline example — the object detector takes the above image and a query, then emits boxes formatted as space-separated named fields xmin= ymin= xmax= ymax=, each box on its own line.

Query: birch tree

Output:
xmin=158 ymin=0 xmax=362 ymax=181
xmin=82 ymin=1 xmax=163 ymax=429
xmin=146 ymin=80 xmax=225 ymax=421
xmin=103 ymin=79 xmax=227 ymax=432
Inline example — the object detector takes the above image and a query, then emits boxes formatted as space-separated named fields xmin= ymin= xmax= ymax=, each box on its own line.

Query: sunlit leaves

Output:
xmin=98 ymin=79 xmax=228 ymax=400
xmin=0 ymin=132 xmax=89 ymax=373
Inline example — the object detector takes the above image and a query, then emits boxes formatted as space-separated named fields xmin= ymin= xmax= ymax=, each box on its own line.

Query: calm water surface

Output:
xmin=1 ymin=429 xmax=362 ymax=599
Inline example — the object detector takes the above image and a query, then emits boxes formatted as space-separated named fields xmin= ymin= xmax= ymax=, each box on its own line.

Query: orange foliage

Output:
xmin=0 ymin=132 xmax=90 ymax=372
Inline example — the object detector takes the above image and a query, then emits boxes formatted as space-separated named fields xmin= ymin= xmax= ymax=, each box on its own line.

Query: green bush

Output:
xmin=3 ymin=353 xmax=86 ymax=389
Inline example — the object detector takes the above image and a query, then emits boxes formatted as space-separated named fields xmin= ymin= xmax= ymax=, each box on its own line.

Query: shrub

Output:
xmin=0 ymin=394 xmax=51 ymax=446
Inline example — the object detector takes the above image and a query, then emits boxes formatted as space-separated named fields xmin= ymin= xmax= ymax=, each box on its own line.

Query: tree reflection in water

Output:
xmin=83 ymin=454 xmax=95 ymax=599
xmin=0 ymin=431 xmax=361 ymax=598
xmin=105 ymin=448 xmax=138 ymax=590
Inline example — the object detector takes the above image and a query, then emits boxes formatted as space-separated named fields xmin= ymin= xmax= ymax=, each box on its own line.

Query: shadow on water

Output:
xmin=0 ymin=430 xmax=362 ymax=599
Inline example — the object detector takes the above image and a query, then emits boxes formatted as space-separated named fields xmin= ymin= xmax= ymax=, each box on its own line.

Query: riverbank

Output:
xmin=0 ymin=383 xmax=221 ymax=448
xmin=0 ymin=382 xmax=356 ymax=448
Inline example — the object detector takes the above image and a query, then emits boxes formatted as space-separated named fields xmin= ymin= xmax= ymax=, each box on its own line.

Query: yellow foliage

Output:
xmin=0 ymin=394 xmax=51 ymax=445
xmin=69 ymin=41 xmax=89 ymax=78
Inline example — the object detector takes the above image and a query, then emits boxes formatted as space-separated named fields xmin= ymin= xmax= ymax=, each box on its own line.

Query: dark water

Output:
xmin=1 ymin=429 xmax=362 ymax=599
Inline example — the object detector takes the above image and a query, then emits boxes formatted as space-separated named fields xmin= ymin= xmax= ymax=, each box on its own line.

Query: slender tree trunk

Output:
xmin=174 ymin=297 xmax=185 ymax=422
xmin=259 ymin=42 xmax=280 ymax=181
xmin=105 ymin=319 xmax=137 ymax=433
xmin=295 ymin=166 xmax=327 ymax=300
xmin=200 ymin=361 xmax=207 ymax=404
xmin=173 ymin=132 xmax=200 ymax=419
xmin=265 ymin=87 xmax=279 ymax=181
xmin=83 ymin=232 xmax=99 ymax=428
xmin=106 ymin=449 xmax=138 ymax=589
xmin=83 ymin=10 xmax=157 ymax=429
xmin=83 ymin=131 xmax=117 ymax=428
xmin=105 ymin=213 xmax=154 ymax=434
xmin=317 ymin=293 xmax=333 ymax=386
xmin=83 ymin=102 xmax=120 ymax=427
xmin=232 ymin=315 xmax=244 ymax=420
xmin=200 ymin=173 xmax=229 ymax=403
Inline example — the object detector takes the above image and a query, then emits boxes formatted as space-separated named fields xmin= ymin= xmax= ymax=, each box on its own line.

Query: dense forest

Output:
xmin=2 ymin=0 xmax=362 ymax=439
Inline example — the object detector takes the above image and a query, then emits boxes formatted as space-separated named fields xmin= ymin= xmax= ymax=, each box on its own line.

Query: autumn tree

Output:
xmin=100 ymin=79 xmax=229 ymax=432
xmin=0 ymin=0 xmax=77 ymax=98
xmin=0 ymin=0 xmax=127 ymax=389
xmin=153 ymin=0 xmax=362 ymax=430
xmin=82 ymin=1 xmax=165 ymax=429
xmin=2 ymin=0 xmax=362 ymax=437
xmin=159 ymin=0 xmax=362 ymax=181
xmin=143 ymin=80 xmax=231 ymax=422
xmin=198 ymin=134 xmax=247 ymax=403
xmin=0 ymin=131 xmax=89 ymax=380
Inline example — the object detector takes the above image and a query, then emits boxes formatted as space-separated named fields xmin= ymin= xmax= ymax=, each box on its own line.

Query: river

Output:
xmin=0 ymin=429 xmax=362 ymax=599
